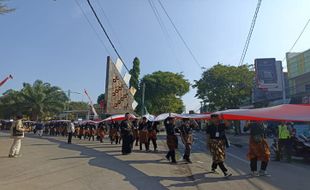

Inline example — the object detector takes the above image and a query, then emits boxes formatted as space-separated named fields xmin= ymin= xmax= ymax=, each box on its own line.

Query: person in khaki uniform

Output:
xmin=9 ymin=114 xmax=30 ymax=158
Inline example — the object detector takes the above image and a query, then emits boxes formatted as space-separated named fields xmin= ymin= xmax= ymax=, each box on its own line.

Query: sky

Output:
xmin=1 ymin=0 xmax=310 ymax=113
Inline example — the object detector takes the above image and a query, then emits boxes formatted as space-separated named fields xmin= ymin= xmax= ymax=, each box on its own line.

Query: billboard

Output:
xmin=104 ymin=56 xmax=136 ymax=114
xmin=254 ymin=58 xmax=283 ymax=91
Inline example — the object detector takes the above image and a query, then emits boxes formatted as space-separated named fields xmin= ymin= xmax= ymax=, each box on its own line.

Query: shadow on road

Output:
xmin=27 ymin=135 xmax=252 ymax=190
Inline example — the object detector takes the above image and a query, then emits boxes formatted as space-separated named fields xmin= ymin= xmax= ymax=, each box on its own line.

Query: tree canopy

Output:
xmin=97 ymin=93 xmax=105 ymax=105
xmin=194 ymin=63 xmax=254 ymax=111
xmin=0 ymin=80 xmax=68 ymax=120
xmin=137 ymin=71 xmax=190 ymax=114
xmin=129 ymin=57 xmax=140 ymax=91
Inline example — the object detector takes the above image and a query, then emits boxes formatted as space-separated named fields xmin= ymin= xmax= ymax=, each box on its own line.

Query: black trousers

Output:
xmin=148 ymin=138 xmax=157 ymax=150
xmin=89 ymin=135 xmax=95 ymax=141
xmin=212 ymin=162 xmax=228 ymax=173
xmin=166 ymin=150 xmax=176 ymax=162
xmin=140 ymin=142 xmax=149 ymax=151
xmin=277 ymin=139 xmax=292 ymax=161
xmin=68 ymin=132 xmax=73 ymax=144
xmin=250 ymin=157 xmax=268 ymax=171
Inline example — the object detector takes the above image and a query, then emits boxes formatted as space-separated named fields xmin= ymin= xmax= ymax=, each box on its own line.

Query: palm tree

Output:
xmin=20 ymin=80 xmax=68 ymax=120
xmin=0 ymin=89 xmax=23 ymax=119
xmin=0 ymin=0 xmax=14 ymax=14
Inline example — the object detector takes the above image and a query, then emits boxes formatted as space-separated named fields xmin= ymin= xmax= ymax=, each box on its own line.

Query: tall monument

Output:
xmin=104 ymin=56 xmax=136 ymax=114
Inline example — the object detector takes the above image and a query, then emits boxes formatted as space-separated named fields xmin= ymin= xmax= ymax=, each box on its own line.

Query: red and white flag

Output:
xmin=0 ymin=75 xmax=13 ymax=87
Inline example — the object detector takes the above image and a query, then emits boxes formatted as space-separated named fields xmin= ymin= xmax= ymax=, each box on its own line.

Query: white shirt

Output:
xmin=67 ymin=122 xmax=75 ymax=133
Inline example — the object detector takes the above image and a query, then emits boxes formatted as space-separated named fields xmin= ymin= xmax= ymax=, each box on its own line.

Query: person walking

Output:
xmin=89 ymin=125 xmax=95 ymax=141
xmin=206 ymin=114 xmax=232 ymax=177
xmin=120 ymin=113 xmax=134 ymax=155
xmin=97 ymin=123 xmax=106 ymax=143
xmin=148 ymin=121 xmax=159 ymax=152
xmin=243 ymin=121 xmax=270 ymax=176
xmin=67 ymin=120 xmax=75 ymax=144
xmin=35 ymin=120 xmax=44 ymax=137
xmin=276 ymin=122 xmax=292 ymax=162
xmin=164 ymin=117 xmax=178 ymax=164
xmin=138 ymin=117 xmax=150 ymax=151
xmin=9 ymin=113 xmax=30 ymax=158
xmin=132 ymin=119 xmax=140 ymax=146
xmin=178 ymin=118 xmax=196 ymax=163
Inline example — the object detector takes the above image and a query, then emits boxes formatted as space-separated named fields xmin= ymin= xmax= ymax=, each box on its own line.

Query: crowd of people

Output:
xmin=3 ymin=112 xmax=300 ymax=178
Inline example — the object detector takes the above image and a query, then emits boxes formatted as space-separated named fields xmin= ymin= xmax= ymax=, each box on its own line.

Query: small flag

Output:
xmin=123 ymin=73 xmax=131 ymax=87
xmin=115 ymin=58 xmax=123 ymax=74
xmin=132 ymin=100 xmax=138 ymax=110
xmin=129 ymin=87 xmax=137 ymax=96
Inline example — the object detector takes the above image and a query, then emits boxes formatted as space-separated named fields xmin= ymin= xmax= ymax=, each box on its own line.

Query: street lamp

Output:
xmin=57 ymin=89 xmax=84 ymax=119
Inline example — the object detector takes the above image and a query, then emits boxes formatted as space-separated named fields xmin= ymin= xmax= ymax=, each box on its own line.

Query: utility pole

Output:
xmin=282 ymin=68 xmax=286 ymax=103
xmin=141 ymin=83 xmax=146 ymax=116
xmin=66 ymin=90 xmax=71 ymax=120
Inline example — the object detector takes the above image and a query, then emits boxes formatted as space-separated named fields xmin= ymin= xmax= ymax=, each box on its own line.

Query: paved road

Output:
xmin=1 ymin=131 xmax=309 ymax=190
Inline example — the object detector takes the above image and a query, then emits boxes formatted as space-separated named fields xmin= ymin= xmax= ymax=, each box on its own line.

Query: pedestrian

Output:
xmin=178 ymin=118 xmax=195 ymax=163
xmin=8 ymin=113 xmax=30 ymax=158
xmin=89 ymin=125 xmax=95 ymax=141
xmin=276 ymin=121 xmax=292 ymax=162
xmin=78 ymin=124 xmax=85 ymax=140
xmin=243 ymin=121 xmax=270 ymax=176
xmin=138 ymin=117 xmax=150 ymax=151
xmin=35 ymin=120 xmax=44 ymax=137
xmin=120 ymin=113 xmax=134 ymax=155
xmin=132 ymin=119 xmax=139 ymax=146
xmin=109 ymin=120 xmax=121 ymax=144
xmin=97 ymin=123 xmax=106 ymax=143
xmin=148 ymin=121 xmax=159 ymax=152
xmin=67 ymin=120 xmax=75 ymax=144
xmin=164 ymin=117 xmax=178 ymax=164
xmin=206 ymin=114 xmax=232 ymax=177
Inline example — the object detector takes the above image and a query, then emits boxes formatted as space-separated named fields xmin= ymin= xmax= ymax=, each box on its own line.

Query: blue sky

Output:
xmin=1 ymin=0 xmax=310 ymax=112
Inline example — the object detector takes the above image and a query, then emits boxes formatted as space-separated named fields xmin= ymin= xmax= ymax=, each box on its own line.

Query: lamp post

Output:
xmin=58 ymin=90 xmax=84 ymax=120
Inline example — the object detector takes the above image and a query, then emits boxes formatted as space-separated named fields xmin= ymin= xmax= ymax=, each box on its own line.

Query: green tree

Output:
xmin=0 ymin=80 xmax=68 ymax=120
xmin=137 ymin=71 xmax=190 ymax=114
xmin=0 ymin=0 xmax=14 ymax=14
xmin=194 ymin=63 xmax=254 ymax=111
xmin=0 ymin=90 xmax=23 ymax=119
xmin=97 ymin=93 xmax=105 ymax=104
xmin=129 ymin=57 xmax=140 ymax=90
xmin=69 ymin=101 xmax=89 ymax=111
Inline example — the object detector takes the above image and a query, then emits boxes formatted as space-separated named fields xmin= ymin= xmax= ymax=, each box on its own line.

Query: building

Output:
xmin=252 ymin=58 xmax=289 ymax=106
xmin=286 ymin=49 xmax=310 ymax=104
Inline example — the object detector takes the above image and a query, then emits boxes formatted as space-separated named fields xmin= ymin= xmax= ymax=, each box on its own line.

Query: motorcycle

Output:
xmin=272 ymin=135 xmax=310 ymax=161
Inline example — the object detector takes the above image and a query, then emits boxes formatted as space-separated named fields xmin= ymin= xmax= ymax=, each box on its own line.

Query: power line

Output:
xmin=74 ymin=0 xmax=112 ymax=56
xmin=86 ymin=0 xmax=129 ymax=72
xmin=93 ymin=0 xmax=123 ymax=50
xmin=239 ymin=0 xmax=262 ymax=66
xmin=147 ymin=0 xmax=184 ymax=72
xmin=282 ymin=18 xmax=310 ymax=62
xmin=157 ymin=0 xmax=203 ymax=70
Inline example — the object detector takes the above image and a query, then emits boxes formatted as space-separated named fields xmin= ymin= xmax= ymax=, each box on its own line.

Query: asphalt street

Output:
xmin=1 ymin=131 xmax=310 ymax=190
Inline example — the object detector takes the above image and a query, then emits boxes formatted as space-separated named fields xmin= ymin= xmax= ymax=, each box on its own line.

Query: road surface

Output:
xmin=0 ymin=131 xmax=309 ymax=190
